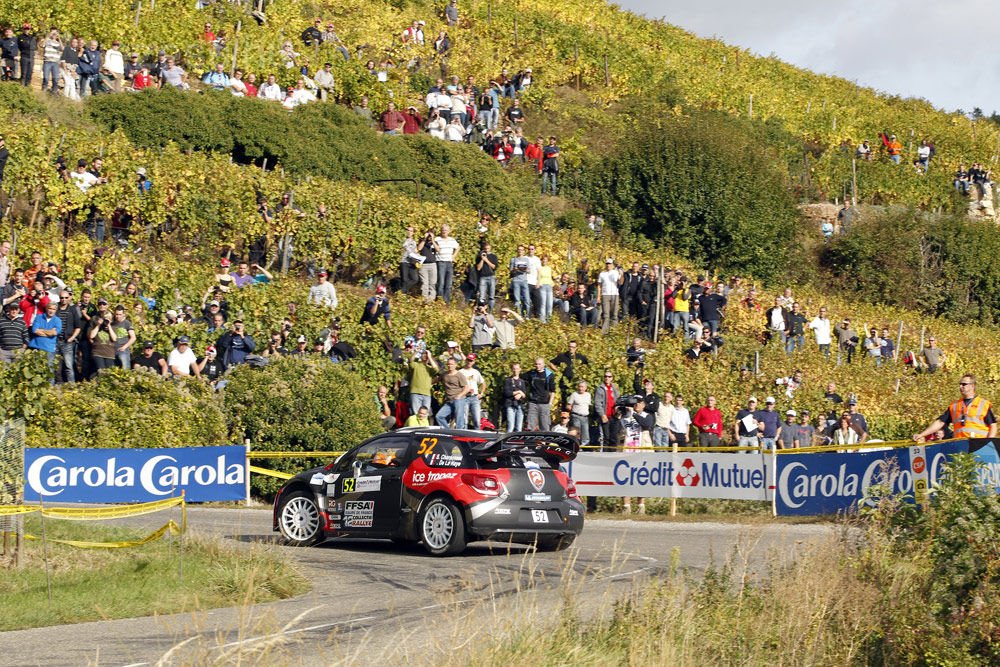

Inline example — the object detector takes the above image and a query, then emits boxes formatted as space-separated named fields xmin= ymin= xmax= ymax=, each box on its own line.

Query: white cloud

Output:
xmin=620 ymin=0 xmax=1000 ymax=113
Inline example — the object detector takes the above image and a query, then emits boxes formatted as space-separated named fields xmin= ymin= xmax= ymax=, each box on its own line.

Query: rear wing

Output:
xmin=468 ymin=431 xmax=579 ymax=466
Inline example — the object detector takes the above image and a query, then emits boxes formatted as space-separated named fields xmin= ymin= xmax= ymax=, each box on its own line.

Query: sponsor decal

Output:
xmin=524 ymin=493 xmax=551 ymax=502
xmin=355 ymin=476 xmax=382 ymax=492
xmin=23 ymin=446 xmax=247 ymax=503
xmin=493 ymin=507 xmax=511 ymax=515
xmin=531 ymin=509 xmax=549 ymax=523
xmin=527 ymin=469 xmax=546 ymax=492
xmin=568 ymin=509 xmax=579 ymax=517
xmin=344 ymin=500 xmax=375 ymax=528
xmin=427 ymin=453 xmax=464 ymax=468
xmin=567 ymin=452 xmax=769 ymax=500
xmin=310 ymin=473 xmax=325 ymax=485
xmin=324 ymin=473 xmax=340 ymax=484
xmin=410 ymin=471 xmax=458 ymax=486
xmin=676 ymin=458 xmax=701 ymax=487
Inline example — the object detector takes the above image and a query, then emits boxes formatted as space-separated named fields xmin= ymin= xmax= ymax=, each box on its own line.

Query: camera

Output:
xmin=618 ymin=394 xmax=640 ymax=409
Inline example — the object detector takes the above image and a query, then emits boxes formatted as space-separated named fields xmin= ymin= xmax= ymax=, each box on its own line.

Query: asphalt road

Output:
xmin=0 ymin=508 xmax=835 ymax=666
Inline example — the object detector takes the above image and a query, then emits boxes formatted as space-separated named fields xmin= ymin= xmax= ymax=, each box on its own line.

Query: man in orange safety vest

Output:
xmin=913 ymin=373 xmax=997 ymax=442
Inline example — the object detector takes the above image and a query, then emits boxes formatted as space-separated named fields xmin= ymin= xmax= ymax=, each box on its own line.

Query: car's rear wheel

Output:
xmin=535 ymin=533 xmax=576 ymax=552
xmin=419 ymin=497 xmax=466 ymax=556
xmin=277 ymin=490 xmax=322 ymax=546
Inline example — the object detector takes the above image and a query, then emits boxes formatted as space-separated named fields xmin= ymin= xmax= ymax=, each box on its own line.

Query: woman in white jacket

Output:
xmin=426 ymin=111 xmax=447 ymax=140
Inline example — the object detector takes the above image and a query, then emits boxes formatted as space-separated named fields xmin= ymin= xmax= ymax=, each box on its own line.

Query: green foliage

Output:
xmin=85 ymin=89 xmax=531 ymax=218
xmin=583 ymin=111 xmax=800 ymax=280
xmin=0 ymin=351 xmax=54 ymax=421
xmin=222 ymin=356 xmax=381 ymax=495
xmin=0 ymin=84 xmax=46 ymax=116
xmin=26 ymin=368 xmax=227 ymax=450
xmin=822 ymin=208 xmax=1000 ymax=325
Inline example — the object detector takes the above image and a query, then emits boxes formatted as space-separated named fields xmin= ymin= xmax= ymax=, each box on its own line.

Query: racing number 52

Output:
xmin=343 ymin=478 xmax=356 ymax=493
xmin=416 ymin=437 xmax=438 ymax=455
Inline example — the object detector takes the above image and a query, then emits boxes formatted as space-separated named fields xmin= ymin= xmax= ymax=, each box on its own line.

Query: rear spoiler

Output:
xmin=468 ymin=431 xmax=579 ymax=466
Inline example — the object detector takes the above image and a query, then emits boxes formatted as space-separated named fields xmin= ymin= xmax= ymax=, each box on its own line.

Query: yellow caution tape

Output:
xmin=249 ymin=465 xmax=294 ymax=480
xmin=249 ymin=451 xmax=344 ymax=459
xmin=24 ymin=519 xmax=183 ymax=549
xmin=0 ymin=496 xmax=184 ymax=519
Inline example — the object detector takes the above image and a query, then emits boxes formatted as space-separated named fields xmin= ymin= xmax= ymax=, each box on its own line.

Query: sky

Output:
xmin=618 ymin=0 xmax=1000 ymax=115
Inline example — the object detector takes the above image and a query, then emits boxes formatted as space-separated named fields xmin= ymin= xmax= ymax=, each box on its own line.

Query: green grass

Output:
xmin=0 ymin=517 xmax=308 ymax=631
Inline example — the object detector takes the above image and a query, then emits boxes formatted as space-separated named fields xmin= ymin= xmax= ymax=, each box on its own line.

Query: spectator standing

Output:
xmin=566 ymin=380 xmax=592 ymax=447
xmin=831 ymin=413 xmax=860 ymax=446
xmin=133 ymin=341 xmax=168 ymax=376
xmin=847 ymin=398 xmax=870 ymax=442
xmin=765 ymin=296 xmax=788 ymax=346
xmin=913 ymin=373 xmax=997 ymax=441
xmin=880 ymin=326 xmax=896 ymax=362
xmin=400 ymin=226 xmax=420 ymax=294
xmin=754 ymin=396 xmax=781 ymax=450
xmin=103 ymin=40 xmax=124 ymax=91
xmin=508 ymin=245 xmax=532 ymax=317
xmin=550 ymin=341 xmax=590 ymax=405
xmin=29 ymin=301 xmax=61 ymax=378
xmin=692 ymin=396 xmax=724 ymax=447
xmin=667 ymin=395 xmax=692 ymax=446
xmin=493 ymin=306 xmax=523 ymax=350
xmin=0 ymin=301 xmax=28 ymax=362
xmin=597 ymin=259 xmax=622 ymax=334
xmin=777 ymin=410 xmax=798 ymax=449
xmin=434 ymin=225 xmax=460 ymax=305
xmin=653 ymin=390 xmax=674 ymax=448
xmin=54 ymin=290 xmax=81 ymax=383
xmin=16 ymin=24 xmax=35 ymax=87
xmin=314 ymin=62 xmax=334 ymax=100
xmin=168 ymin=336 xmax=199 ymax=377
xmin=784 ymin=302 xmax=807 ymax=354
xmin=835 ymin=318 xmax=859 ymax=364
xmin=524 ymin=357 xmax=556 ymax=431
xmin=537 ymin=255 xmax=555 ymax=323
xmin=416 ymin=230 xmax=439 ymax=304
xmin=41 ymin=28 xmax=63 ymax=94
xmin=795 ymin=410 xmax=815 ymax=448
xmin=436 ymin=357 xmax=471 ymax=428
xmin=734 ymin=397 xmax=760 ymax=448
xmin=922 ymin=336 xmax=944 ymax=373
xmin=808 ymin=306 xmax=832 ymax=357
xmin=459 ymin=354 xmax=486 ymax=429
xmin=502 ymin=361 xmax=528 ymax=432
xmin=381 ymin=102 xmax=406 ymax=135
xmin=446 ymin=0 xmax=460 ymax=25
xmin=216 ymin=319 xmax=256 ymax=366
xmin=541 ymin=137 xmax=560 ymax=195
xmin=308 ymin=270 xmax=338 ymax=308
xmin=407 ymin=348 xmax=438 ymax=415
xmin=469 ymin=301 xmax=494 ymax=351
xmin=698 ymin=283 xmax=727 ymax=335
xmin=864 ymin=328 xmax=883 ymax=367
xmin=594 ymin=371 xmax=620 ymax=448
xmin=87 ymin=304 xmax=117 ymax=374
xmin=0 ymin=27 xmax=18 ymax=80
xmin=476 ymin=242 xmax=498 ymax=310
xmin=110 ymin=305 xmax=136 ymax=369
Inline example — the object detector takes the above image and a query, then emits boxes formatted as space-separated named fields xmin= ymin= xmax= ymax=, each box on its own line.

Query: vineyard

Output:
xmin=0 ymin=0 xmax=999 ymax=462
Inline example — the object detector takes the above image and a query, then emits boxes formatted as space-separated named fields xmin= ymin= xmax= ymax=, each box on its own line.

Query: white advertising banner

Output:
xmin=565 ymin=451 xmax=772 ymax=500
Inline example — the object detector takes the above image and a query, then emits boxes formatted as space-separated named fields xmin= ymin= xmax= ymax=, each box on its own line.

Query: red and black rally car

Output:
xmin=272 ymin=429 xmax=584 ymax=556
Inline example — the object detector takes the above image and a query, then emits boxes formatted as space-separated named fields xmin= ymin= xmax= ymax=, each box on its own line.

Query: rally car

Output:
xmin=272 ymin=429 xmax=584 ymax=556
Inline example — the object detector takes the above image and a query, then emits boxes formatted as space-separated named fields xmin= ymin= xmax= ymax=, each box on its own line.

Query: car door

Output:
xmin=330 ymin=435 xmax=412 ymax=535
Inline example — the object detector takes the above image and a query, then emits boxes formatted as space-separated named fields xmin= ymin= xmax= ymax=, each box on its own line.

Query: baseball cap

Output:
xmin=97 ymin=297 xmax=108 ymax=305
xmin=318 ymin=270 xmax=328 ymax=277
xmin=178 ymin=335 xmax=191 ymax=344
xmin=447 ymin=340 xmax=458 ymax=348
xmin=848 ymin=398 xmax=858 ymax=405
xmin=375 ymin=285 xmax=386 ymax=294
xmin=206 ymin=345 xmax=216 ymax=354
xmin=748 ymin=396 xmax=758 ymax=403
xmin=765 ymin=396 xmax=775 ymax=404
xmin=605 ymin=257 xmax=614 ymax=264
xmin=296 ymin=335 xmax=307 ymax=343
xmin=209 ymin=300 xmax=220 ymax=307
xmin=143 ymin=341 xmax=154 ymax=349
xmin=135 ymin=166 xmax=147 ymax=175
xmin=166 ymin=309 xmax=178 ymax=318
xmin=219 ymin=257 xmax=231 ymax=268
xmin=466 ymin=353 xmax=477 ymax=361
xmin=786 ymin=409 xmax=797 ymax=416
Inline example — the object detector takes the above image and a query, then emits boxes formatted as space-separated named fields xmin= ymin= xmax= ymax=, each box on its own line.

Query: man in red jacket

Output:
xmin=402 ymin=106 xmax=424 ymax=134
xmin=692 ymin=395 xmax=724 ymax=447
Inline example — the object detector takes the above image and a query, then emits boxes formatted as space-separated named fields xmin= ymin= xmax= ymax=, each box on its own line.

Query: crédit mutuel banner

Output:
xmin=24 ymin=446 xmax=248 ymax=503
xmin=565 ymin=451 xmax=771 ymax=500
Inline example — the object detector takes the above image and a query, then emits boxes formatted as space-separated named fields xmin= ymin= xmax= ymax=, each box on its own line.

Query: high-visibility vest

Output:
xmin=949 ymin=396 xmax=992 ymax=438
xmin=888 ymin=140 xmax=902 ymax=156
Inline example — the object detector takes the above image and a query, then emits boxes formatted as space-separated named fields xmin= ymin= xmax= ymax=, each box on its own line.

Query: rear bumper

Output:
xmin=467 ymin=498 xmax=585 ymax=538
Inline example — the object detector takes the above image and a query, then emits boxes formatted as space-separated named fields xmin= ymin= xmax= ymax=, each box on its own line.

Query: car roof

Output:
xmin=392 ymin=427 xmax=499 ymax=440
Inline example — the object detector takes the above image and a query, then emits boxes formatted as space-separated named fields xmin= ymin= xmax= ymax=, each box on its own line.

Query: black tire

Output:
xmin=419 ymin=497 xmax=466 ymax=556
xmin=535 ymin=533 xmax=576 ymax=552
xmin=276 ymin=490 xmax=323 ymax=547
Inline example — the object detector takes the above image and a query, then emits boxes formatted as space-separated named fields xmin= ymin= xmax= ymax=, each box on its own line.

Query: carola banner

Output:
xmin=969 ymin=439 xmax=1000 ymax=493
xmin=565 ymin=451 xmax=771 ymax=500
xmin=24 ymin=446 xmax=248 ymax=503
xmin=774 ymin=440 xmax=968 ymax=516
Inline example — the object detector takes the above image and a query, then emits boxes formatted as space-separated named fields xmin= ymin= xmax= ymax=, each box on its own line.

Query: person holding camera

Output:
xmin=469 ymin=301 xmax=495 ymax=351
xmin=360 ymin=285 xmax=392 ymax=328
xmin=87 ymin=303 xmax=118 ymax=374
xmin=476 ymin=242 xmax=499 ymax=310
xmin=216 ymin=319 xmax=256 ymax=366
xmin=406 ymin=347 xmax=439 ymax=415
xmin=416 ymin=230 xmax=439 ymax=303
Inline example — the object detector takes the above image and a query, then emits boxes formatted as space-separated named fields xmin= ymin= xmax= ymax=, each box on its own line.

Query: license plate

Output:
xmin=531 ymin=509 xmax=549 ymax=523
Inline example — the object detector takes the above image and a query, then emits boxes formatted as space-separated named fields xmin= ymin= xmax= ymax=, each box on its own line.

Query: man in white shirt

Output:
xmin=308 ymin=270 xmax=338 ymax=308
xmin=808 ymin=306 xmax=832 ymax=357
xmin=259 ymin=74 xmax=285 ymax=101
xmin=168 ymin=336 xmax=199 ymax=377
xmin=597 ymin=258 xmax=622 ymax=334
xmin=70 ymin=159 xmax=98 ymax=192
xmin=493 ymin=307 xmax=523 ymax=350
xmin=434 ymin=224 xmax=460 ymax=305
xmin=458 ymin=354 xmax=486 ymax=429
xmin=667 ymin=394 xmax=692 ymax=446
xmin=525 ymin=244 xmax=541 ymax=317
xmin=314 ymin=62 xmax=334 ymax=101
xmin=103 ymin=41 xmax=125 ymax=92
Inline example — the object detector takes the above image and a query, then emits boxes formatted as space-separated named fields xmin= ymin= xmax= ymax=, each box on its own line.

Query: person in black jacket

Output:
xmin=502 ymin=361 xmax=527 ymax=433
xmin=77 ymin=40 xmax=102 ymax=96
xmin=0 ymin=28 xmax=18 ymax=80
xmin=17 ymin=24 xmax=36 ymax=87
xmin=523 ymin=357 xmax=556 ymax=431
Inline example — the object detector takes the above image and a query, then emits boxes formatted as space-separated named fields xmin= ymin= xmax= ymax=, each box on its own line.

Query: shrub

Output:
xmin=582 ymin=110 xmax=801 ymax=280
xmin=26 ymin=368 xmax=227 ymax=450
xmin=222 ymin=356 xmax=381 ymax=495
xmin=0 ymin=84 xmax=46 ymax=116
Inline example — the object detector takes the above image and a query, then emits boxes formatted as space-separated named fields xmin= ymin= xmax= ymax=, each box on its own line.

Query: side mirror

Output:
xmin=352 ymin=459 xmax=363 ymax=477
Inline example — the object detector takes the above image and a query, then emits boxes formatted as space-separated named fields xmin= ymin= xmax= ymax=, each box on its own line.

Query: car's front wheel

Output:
xmin=277 ymin=490 xmax=322 ymax=546
xmin=419 ymin=497 xmax=466 ymax=556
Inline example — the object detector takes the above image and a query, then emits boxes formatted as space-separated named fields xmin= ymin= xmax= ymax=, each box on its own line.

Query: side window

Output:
xmin=416 ymin=436 xmax=468 ymax=468
xmin=334 ymin=437 xmax=412 ymax=474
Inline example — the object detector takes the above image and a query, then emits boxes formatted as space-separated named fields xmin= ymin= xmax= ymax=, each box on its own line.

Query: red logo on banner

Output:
xmin=912 ymin=456 xmax=926 ymax=474
xmin=676 ymin=458 xmax=701 ymax=487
